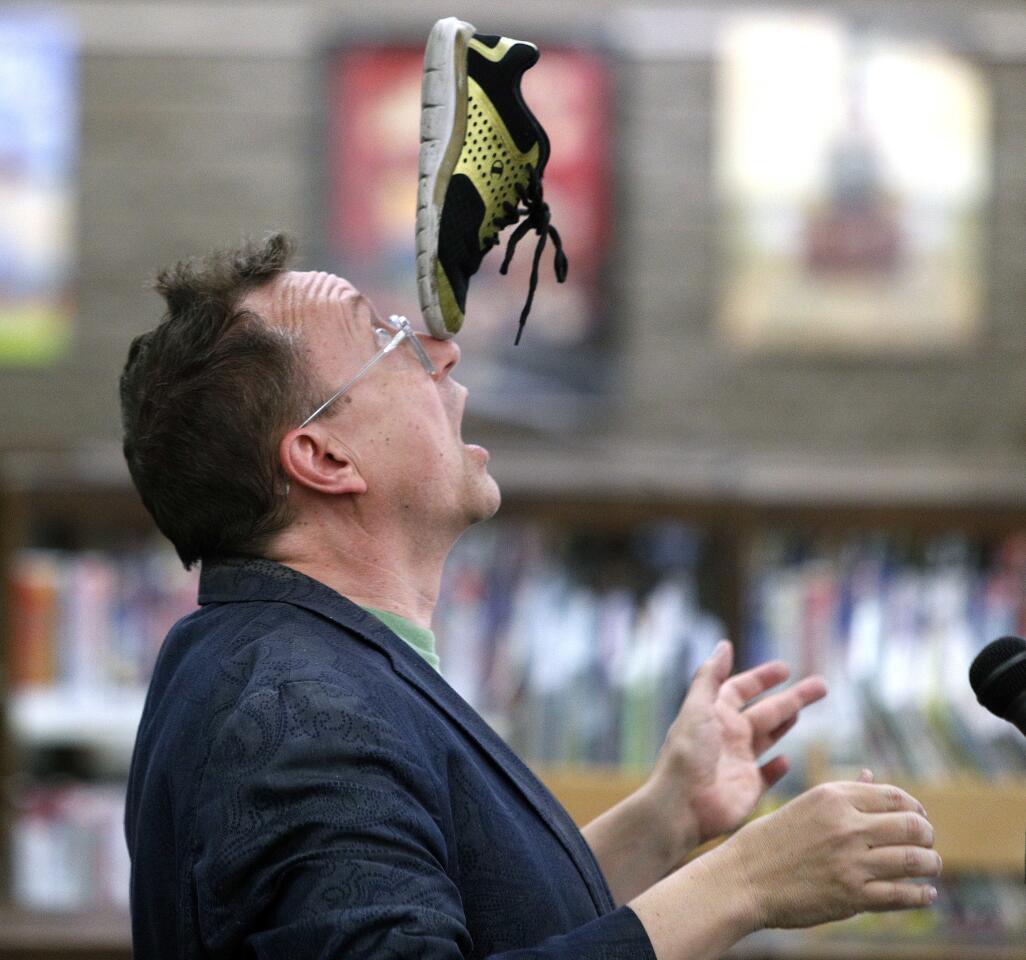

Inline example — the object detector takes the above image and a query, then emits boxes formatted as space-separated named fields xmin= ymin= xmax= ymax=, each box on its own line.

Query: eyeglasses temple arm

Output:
xmin=296 ymin=337 xmax=399 ymax=429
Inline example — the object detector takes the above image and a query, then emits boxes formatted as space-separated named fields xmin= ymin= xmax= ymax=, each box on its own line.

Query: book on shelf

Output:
xmin=4 ymin=542 xmax=197 ymax=914
xmin=433 ymin=520 xmax=1026 ymax=788
xmin=11 ymin=782 xmax=129 ymax=913
xmin=7 ymin=544 xmax=198 ymax=692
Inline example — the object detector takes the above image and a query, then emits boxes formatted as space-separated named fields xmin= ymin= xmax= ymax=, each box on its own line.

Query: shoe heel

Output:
xmin=417 ymin=17 xmax=475 ymax=338
xmin=419 ymin=17 xmax=475 ymax=187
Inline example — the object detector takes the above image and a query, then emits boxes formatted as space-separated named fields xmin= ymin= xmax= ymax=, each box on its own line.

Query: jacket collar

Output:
xmin=198 ymin=557 xmax=614 ymax=915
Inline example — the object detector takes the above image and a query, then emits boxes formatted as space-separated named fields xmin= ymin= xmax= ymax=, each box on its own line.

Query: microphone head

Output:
xmin=970 ymin=636 xmax=1026 ymax=716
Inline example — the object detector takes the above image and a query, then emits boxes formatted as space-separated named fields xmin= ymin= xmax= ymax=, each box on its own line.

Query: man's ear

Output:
xmin=279 ymin=427 xmax=368 ymax=497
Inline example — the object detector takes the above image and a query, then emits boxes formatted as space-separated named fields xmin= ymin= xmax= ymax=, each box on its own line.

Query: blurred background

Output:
xmin=2 ymin=1 xmax=1026 ymax=957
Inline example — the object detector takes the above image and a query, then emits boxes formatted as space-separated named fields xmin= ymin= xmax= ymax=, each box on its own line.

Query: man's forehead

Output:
xmin=243 ymin=270 xmax=376 ymax=332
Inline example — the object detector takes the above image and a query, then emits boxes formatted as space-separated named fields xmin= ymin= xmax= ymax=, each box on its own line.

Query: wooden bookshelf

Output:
xmin=3 ymin=451 xmax=1026 ymax=958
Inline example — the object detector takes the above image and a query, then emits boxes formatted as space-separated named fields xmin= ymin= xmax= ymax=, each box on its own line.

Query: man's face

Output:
xmin=251 ymin=270 xmax=500 ymax=531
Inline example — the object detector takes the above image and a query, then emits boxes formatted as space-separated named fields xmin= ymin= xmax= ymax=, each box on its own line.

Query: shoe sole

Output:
xmin=416 ymin=16 xmax=475 ymax=339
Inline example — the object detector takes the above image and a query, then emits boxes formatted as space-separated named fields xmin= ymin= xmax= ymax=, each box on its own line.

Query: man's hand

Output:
xmin=646 ymin=640 xmax=828 ymax=857
xmin=718 ymin=777 xmax=940 ymax=930
xmin=582 ymin=640 xmax=827 ymax=904
xmin=629 ymin=777 xmax=940 ymax=960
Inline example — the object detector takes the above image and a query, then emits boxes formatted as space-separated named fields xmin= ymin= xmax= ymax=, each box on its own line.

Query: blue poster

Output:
xmin=0 ymin=12 xmax=75 ymax=364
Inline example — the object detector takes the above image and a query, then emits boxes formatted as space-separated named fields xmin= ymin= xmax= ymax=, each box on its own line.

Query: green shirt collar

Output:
xmin=361 ymin=605 xmax=441 ymax=672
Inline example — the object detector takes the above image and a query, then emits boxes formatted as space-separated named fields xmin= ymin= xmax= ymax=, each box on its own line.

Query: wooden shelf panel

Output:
xmin=538 ymin=766 xmax=1026 ymax=874
xmin=827 ymin=775 xmax=1026 ymax=875
xmin=10 ymin=691 xmax=1015 ymax=871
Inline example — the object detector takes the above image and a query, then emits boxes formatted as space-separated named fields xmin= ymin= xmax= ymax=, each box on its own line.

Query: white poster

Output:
xmin=717 ymin=14 xmax=990 ymax=355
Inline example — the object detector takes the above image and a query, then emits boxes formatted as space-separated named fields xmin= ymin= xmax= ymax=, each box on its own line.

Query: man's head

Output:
xmin=120 ymin=233 xmax=499 ymax=570
xmin=254 ymin=268 xmax=500 ymax=554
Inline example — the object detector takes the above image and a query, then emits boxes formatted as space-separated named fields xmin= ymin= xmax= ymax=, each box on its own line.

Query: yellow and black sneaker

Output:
xmin=416 ymin=17 xmax=568 ymax=343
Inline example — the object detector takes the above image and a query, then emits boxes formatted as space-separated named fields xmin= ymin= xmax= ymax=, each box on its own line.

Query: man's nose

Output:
xmin=422 ymin=334 xmax=460 ymax=379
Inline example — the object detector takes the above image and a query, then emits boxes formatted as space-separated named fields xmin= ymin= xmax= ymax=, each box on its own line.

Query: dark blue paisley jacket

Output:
xmin=125 ymin=558 xmax=656 ymax=959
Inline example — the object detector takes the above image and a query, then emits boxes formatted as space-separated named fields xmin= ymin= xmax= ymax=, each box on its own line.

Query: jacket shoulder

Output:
xmin=176 ymin=598 xmax=407 ymax=703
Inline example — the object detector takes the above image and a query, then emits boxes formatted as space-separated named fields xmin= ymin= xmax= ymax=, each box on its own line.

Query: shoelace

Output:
xmin=491 ymin=165 xmax=569 ymax=345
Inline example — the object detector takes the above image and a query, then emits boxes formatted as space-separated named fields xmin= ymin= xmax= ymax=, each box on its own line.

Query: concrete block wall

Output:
xmin=4 ymin=0 xmax=1026 ymax=490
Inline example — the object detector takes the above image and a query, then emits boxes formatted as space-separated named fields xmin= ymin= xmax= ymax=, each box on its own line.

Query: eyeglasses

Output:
xmin=297 ymin=315 xmax=437 ymax=429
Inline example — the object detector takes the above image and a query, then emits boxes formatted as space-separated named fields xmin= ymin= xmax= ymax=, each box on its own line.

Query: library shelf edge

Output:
xmin=8 ymin=688 xmax=146 ymax=757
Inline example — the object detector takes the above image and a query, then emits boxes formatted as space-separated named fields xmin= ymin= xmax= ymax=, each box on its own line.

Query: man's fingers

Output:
xmin=695 ymin=640 xmax=734 ymax=691
xmin=864 ymin=811 xmax=935 ymax=849
xmin=866 ymin=846 xmax=943 ymax=881
xmin=790 ymin=674 xmax=829 ymax=708
xmin=848 ymin=783 xmax=929 ymax=819
xmin=744 ymin=676 xmax=827 ymax=744
xmin=721 ymin=660 xmax=790 ymax=709
xmin=862 ymin=880 xmax=938 ymax=912
xmin=744 ymin=694 xmax=795 ymax=736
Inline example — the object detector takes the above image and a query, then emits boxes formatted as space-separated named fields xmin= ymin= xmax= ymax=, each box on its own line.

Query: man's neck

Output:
xmin=264 ymin=515 xmax=453 ymax=631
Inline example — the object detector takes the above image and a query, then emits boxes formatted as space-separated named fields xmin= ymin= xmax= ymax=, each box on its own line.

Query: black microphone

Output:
xmin=969 ymin=636 xmax=1026 ymax=737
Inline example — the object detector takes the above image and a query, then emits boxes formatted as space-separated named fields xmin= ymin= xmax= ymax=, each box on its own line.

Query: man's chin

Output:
xmin=465 ymin=473 xmax=501 ymax=526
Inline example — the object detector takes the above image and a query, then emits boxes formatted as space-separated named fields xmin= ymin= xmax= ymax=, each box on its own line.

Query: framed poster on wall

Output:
xmin=320 ymin=35 xmax=614 ymax=430
xmin=715 ymin=13 xmax=990 ymax=356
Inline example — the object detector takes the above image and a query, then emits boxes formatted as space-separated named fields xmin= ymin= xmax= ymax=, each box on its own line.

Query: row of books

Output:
xmin=435 ymin=521 xmax=726 ymax=769
xmin=746 ymin=530 xmax=1026 ymax=780
xmin=8 ymin=545 xmax=198 ymax=689
xmin=9 ymin=523 xmax=1026 ymax=780
xmin=11 ymin=782 xmax=129 ymax=912
xmin=8 ymin=524 xmax=1026 ymax=778
xmin=434 ymin=522 xmax=1026 ymax=778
